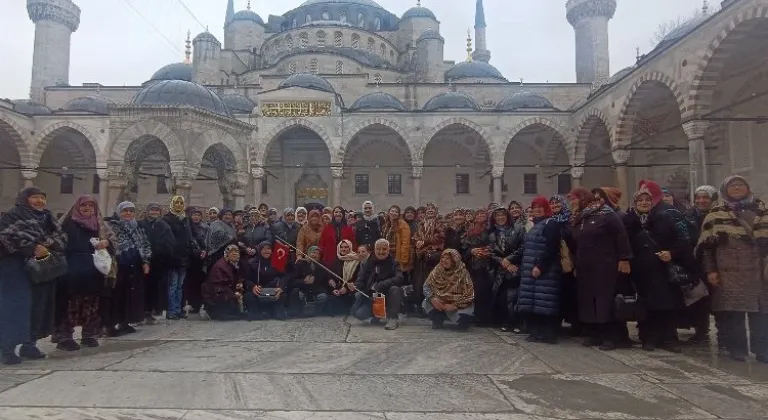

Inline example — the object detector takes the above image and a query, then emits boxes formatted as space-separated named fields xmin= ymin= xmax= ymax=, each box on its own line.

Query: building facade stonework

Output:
xmin=1 ymin=0 xmax=766 ymax=215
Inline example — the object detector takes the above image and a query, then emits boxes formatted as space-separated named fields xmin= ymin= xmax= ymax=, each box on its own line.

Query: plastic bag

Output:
xmin=372 ymin=293 xmax=387 ymax=319
xmin=90 ymin=238 xmax=111 ymax=276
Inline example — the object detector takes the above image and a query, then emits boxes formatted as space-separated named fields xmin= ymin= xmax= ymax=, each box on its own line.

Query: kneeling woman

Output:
xmin=423 ymin=249 xmax=474 ymax=330
xmin=202 ymin=245 xmax=244 ymax=320
xmin=244 ymin=242 xmax=287 ymax=320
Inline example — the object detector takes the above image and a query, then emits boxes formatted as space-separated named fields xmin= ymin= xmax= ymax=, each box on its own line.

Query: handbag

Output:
xmin=560 ymin=240 xmax=573 ymax=273
xmin=256 ymin=288 xmax=280 ymax=303
xmin=614 ymin=280 xmax=647 ymax=322
xmin=681 ymin=280 xmax=709 ymax=307
xmin=643 ymin=229 xmax=693 ymax=286
xmin=26 ymin=251 xmax=68 ymax=284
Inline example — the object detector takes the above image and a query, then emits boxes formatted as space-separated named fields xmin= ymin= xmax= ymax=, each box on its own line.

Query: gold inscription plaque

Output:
xmin=261 ymin=101 xmax=332 ymax=117
xmin=296 ymin=187 xmax=329 ymax=199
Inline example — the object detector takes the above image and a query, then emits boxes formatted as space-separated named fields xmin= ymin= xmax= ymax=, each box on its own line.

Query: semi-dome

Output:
xmin=132 ymin=80 xmax=232 ymax=117
xmin=496 ymin=92 xmax=555 ymax=111
xmin=445 ymin=61 xmax=505 ymax=81
xmin=64 ymin=96 xmax=114 ymax=114
xmin=349 ymin=92 xmax=406 ymax=111
xmin=11 ymin=99 xmax=52 ymax=116
xmin=656 ymin=15 xmax=707 ymax=50
xmin=231 ymin=9 xmax=264 ymax=25
xmin=608 ymin=66 xmax=634 ymax=84
xmin=300 ymin=0 xmax=385 ymax=9
xmin=417 ymin=29 xmax=443 ymax=43
xmin=221 ymin=93 xmax=257 ymax=114
xmin=278 ymin=73 xmax=335 ymax=93
xmin=150 ymin=62 xmax=192 ymax=82
xmin=401 ymin=6 xmax=436 ymax=20
xmin=422 ymin=91 xmax=480 ymax=112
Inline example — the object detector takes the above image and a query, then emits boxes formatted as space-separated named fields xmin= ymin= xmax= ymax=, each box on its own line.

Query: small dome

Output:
xmin=496 ymin=92 xmax=555 ymax=111
xmin=193 ymin=31 xmax=220 ymax=44
xmin=656 ymin=15 xmax=707 ymax=50
xmin=608 ymin=66 xmax=634 ymax=84
xmin=402 ymin=6 xmax=436 ymax=20
xmin=221 ymin=93 xmax=257 ymax=114
xmin=132 ymin=80 xmax=232 ymax=117
xmin=300 ymin=0 xmax=385 ymax=9
xmin=278 ymin=73 xmax=335 ymax=93
xmin=231 ymin=9 xmax=264 ymax=25
xmin=422 ymin=91 xmax=480 ymax=112
xmin=11 ymin=99 xmax=52 ymax=116
xmin=150 ymin=62 xmax=192 ymax=82
xmin=445 ymin=61 xmax=505 ymax=81
xmin=349 ymin=92 xmax=406 ymax=111
xmin=417 ymin=29 xmax=443 ymax=43
xmin=64 ymin=96 xmax=114 ymax=114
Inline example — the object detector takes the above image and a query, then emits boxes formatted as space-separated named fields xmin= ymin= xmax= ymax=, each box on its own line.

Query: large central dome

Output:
xmin=300 ymin=0 xmax=385 ymax=9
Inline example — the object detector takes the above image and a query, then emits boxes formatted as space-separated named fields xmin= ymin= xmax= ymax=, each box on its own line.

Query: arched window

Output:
xmin=289 ymin=61 xmax=296 ymax=74
xmin=321 ymin=10 xmax=330 ymax=20
xmin=292 ymin=17 xmax=298 ymax=28
xmin=374 ymin=17 xmax=381 ymax=30
xmin=305 ymin=14 xmax=312 ymax=24
xmin=351 ymin=33 xmax=360 ymax=49
xmin=299 ymin=32 xmax=309 ymax=48
xmin=379 ymin=43 xmax=386 ymax=56
xmin=317 ymin=31 xmax=326 ymax=47
xmin=336 ymin=60 xmax=343 ymax=74
xmin=357 ymin=13 xmax=365 ymax=28
xmin=286 ymin=35 xmax=293 ymax=49
xmin=334 ymin=31 xmax=343 ymax=47
xmin=309 ymin=58 xmax=318 ymax=74
xmin=367 ymin=38 xmax=374 ymax=53
xmin=340 ymin=10 xmax=347 ymax=23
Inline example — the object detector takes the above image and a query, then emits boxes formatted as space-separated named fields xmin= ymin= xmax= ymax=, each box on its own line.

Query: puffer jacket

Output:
xmin=516 ymin=218 xmax=562 ymax=316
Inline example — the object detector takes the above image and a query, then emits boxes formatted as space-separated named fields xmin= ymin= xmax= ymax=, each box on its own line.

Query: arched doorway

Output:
xmin=264 ymin=126 xmax=332 ymax=207
xmin=505 ymin=123 xmax=570 ymax=204
xmin=577 ymin=115 xmax=615 ymax=190
xmin=342 ymin=123 xmax=412 ymax=209
xmin=36 ymin=126 xmax=98 ymax=217
xmin=0 ymin=119 xmax=24 ymax=211
xmin=195 ymin=144 xmax=238 ymax=208
xmin=422 ymin=123 xmax=491 ymax=209
xmin=691 ymin=14 xmax=768 ymax=197
xmin=122 ymin=136 xmax=172 ymax=211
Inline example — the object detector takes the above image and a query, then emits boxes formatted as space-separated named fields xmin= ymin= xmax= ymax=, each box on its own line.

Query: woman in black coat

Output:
xmin=624 ymin=181 xmax=695 ymax=352
xmin=244 ymin=242 xmax=288 ymax=320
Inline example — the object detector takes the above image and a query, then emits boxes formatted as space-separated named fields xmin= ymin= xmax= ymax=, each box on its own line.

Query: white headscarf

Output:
xmin=362 ymin=200 xmax=376 ymax=222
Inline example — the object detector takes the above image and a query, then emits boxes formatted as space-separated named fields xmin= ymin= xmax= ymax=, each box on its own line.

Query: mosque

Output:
xmin=0 ymin=0 xmax=766 ymax=215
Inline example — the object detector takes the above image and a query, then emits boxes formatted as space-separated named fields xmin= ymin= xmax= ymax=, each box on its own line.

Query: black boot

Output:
xmin=456 ymin=314 xmax=472 ymax=331
xmin=429 ymin=311 xmax=445 ymax=329
xmin=19 ymin=343 xmax=46 ymax=360
xmin=56 ymin=339 xmax=81 ymax=352
xmin=1 ymin=349 xmax=21 ymax=365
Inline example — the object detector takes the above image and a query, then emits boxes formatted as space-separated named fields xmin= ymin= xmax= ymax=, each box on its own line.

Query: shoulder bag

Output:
xmin=26 ymin=251 xmax=68 ymax=284
xmin=614 ymin=275 xmax=647 ymax=322
xmin=643 ymin=229 xmax=693 ymax=286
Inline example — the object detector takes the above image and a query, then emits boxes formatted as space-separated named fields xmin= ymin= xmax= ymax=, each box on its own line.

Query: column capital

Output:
xmin=21 ymin=169 xmax=38 ymax=180
xmin=681 ymin=120 xmax=710 ymax=141
xmin=228 ymin=171 xmax=250 ymax=197
xmin=570 ymin=166 xmax=584 ymax=179
xmin=491 ymin=167 xmax=504 ymax=179
xmin=251 ymin=167 xmax=265 ymax=179
xmin=412 ymin=166 xmax=423 ymax=179
xmin=27 ymin=0 xmax=81 ymax=32
xmin=612 ymin=149 xmax=630 ymax=165
xmin=330 ymin=166 xmax=344 ymax=179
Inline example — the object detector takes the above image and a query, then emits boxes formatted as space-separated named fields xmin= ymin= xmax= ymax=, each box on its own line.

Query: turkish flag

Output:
xmin=272 ymin=240 xmax=290 ymax=273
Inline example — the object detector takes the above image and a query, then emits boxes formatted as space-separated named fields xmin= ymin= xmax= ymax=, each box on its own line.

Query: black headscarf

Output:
xmin=0 ymin=187 xmax=66 ymax=256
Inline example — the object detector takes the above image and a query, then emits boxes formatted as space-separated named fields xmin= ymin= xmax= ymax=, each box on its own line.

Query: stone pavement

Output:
xmin=0 ymin=316 xmax=767 ymax=420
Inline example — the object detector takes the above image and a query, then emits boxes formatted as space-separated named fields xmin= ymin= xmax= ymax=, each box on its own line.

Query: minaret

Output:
xmin=184 ymin=30 xmax=192 ymax=65
xmin=472 ymin=0 xmax=491 ymax=63
xmin=225 ymin=0 xmax=235 ymax=28
xmin=27 ymin=0 xmax=81 ymax=103
xmin=566 ymin=0 xmax=616 ymax=85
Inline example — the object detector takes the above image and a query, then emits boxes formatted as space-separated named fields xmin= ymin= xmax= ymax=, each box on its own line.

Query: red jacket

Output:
xmin=318 ymin=223 xmax=356 ymax=267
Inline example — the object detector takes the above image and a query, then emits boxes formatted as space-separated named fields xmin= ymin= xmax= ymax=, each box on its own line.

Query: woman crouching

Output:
xmin=423 ymin=249 xmax=474 ymax=330
xmin=202 ymin=245 xmax=245 ymax=320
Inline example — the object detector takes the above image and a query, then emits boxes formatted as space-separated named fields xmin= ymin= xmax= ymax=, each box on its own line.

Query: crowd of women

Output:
xmin=0 ymin=174 xmax=766 ymax=366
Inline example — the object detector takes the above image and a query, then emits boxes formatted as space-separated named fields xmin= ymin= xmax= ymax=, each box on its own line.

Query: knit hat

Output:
xmin=694 ymin=185 xmax=718 ymax=200
xmin=635 ymin=180 xmax=664 ymax=206
xmin=146 ymin=202 xmax=162 ymax=211
xmin=600 ymin=187 xmax=623 ymax=209
xmin=117 ymin=201 xmax=135 ymax=214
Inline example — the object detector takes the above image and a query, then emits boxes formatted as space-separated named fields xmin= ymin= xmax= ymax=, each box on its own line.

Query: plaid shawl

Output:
xmin=0 ymin=189 xmax=67 ymax=258
xmin=696 ymin=199 xmax=768 ymax=252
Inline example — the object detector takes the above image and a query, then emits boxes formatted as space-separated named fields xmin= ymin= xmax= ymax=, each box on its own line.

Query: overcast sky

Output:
xmin=0 ymin=0 xmax=706 ymax=99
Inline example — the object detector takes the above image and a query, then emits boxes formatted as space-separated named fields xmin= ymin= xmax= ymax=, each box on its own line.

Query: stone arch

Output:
xmin=506 ymin=117 xmax=573 ymax=163
xmin=340 ymin=118 xmax=414 ymax=162
xmin=687 ymin=6 xmax=768 ymax=119
xmin=615 ymin=71 xmax=685 ymax=149
xmin=418 ymin=117 xmax=495 ymax=162
xmin=574 ymin=109 xmax=613 ymax=165
xmin=188 ymin=130 xmax=247 ymax=177
xmin=259 ymin=118 xmax=335 ymax=167
xmin=32 ymin=121 xmax=102 ymax=168
xmin=0 ymin=115 xmax=32 ymax=168
xmin=110 ymin=120 xmax=185 ymax=163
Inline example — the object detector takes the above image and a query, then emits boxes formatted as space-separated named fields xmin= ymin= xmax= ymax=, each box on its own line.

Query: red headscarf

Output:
xmin=567 ymin=187 xmax=596 ymax=209
xmin=635 ymin=180 xmax=663 ymax=206
xmin=467 ymin=208 xmax=488 ymax=237
xmin=530 ymin=196 xmax=552 ymax=217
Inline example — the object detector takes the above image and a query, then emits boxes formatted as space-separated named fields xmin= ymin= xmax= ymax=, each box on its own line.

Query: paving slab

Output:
xmin=345 ymin=323 xmax=503 ymax=343
xmin=0 ymin=407 xmax=186 ymax=420
xmin=105 ymin=340 xmax=551 ymax=375
xmin=0 ymin=371 xmax=513 ymax=412
xmin=516 ymin=339 xmax=638 ymax=374
xmin=181 ymin=410 xmax=386 ymax=420
xmin=490 ymin=374 xmax=717 ymax=419
xmin=606 ymin=350 xmax=753 ymax=384
xmin=0 ymin=372 xmax=42 ymax=393
xmin=658 ymin=382 xmax=768 ymax=419
xmin=0 ymin=340 xmax=162 ymax=372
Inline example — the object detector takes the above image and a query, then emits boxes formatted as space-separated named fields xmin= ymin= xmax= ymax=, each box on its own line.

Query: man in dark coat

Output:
xmin=350 ymin=238 xmax=405 ymax=330
xmin=139 ymin=202 xmax=176 ymax=322
xmin=272 ymin=208 xmax=301 ymax=268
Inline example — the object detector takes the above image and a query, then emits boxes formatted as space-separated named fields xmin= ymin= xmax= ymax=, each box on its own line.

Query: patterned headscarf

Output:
xmin=68 ymin=195 xmax=100 ymax=231
xmin=549 ymin=194 xmax=571 ymax=224
xmin=695 ymin=185 xmax=718 ymax=200
xmin=169 ymin=195 xmax=186 ymax=219
xmin=425 ymin=249 xmax=474 ymax=309
xmin=720 ymin=175 xmax=754 ymax=210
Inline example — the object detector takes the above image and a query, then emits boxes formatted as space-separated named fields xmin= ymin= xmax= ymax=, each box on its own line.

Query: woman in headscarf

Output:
xmin=185 ymin=206 xmax=208 ymax=314
xmin=297 ymin=210 xmax=324 ymax=260
xmin=201 ymin=244 xmax=244 ymax=321
xmin=319 ymin=206 xmax=355 ymax=268
xmin=698 ymin=175 xmax=768 ymax=362
xmin=240 ymin=208 xmax=273 ymax=258
xmin=623 ymin=180 xmax=693 ymax=353
xmin=380 ymin=205 xmax=411 ymax=271
xmin=355 ymin=200 xmax=381 ymax=248
xmin=463 ymin=208 xmax=493 ymax=325
xmin=412 ymin=202 xmax=445 ymax=310
xmin=549 ymin=194 xmax=581 ymax=336
xmin=205 ymin=208 xmax=237 ymax=272
xmin=567 ymin=187 xmax=632 ymax=351
xmin=404 ymin=206 xmax=419 ymax=235
xmin=507 ymin=201 xmax=526 ymax=229
xmin=684 ymin=185 xmax=718 ymax=344
xmin=331 ymin=239 xmax=361 ymax=313
xmin=0 ymin=187 xmax=67 ymax=365
xmin=488 ymin=207 xmax=526 ymax=328
xmin=444 ymin=208 xmax=467 ymax=254
xmin=139 ymin=202 xmax=175 ymax=322
xmin=423 ymin=249 xmax=474 ymax=330
xmin=161 ymin=196 xmax=200 ymax=320
xmin=207 ymin=207 xmax=219 ymax=222
xmin=104 ymin=201 xmax=151 ymax=337
xmin=244 ymin=242 xmax=288 ymax=320
xmin=54 ymin=195 xmax=114 ymax=351
xmin=295 ymin=207 xmax=308 ymax=225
